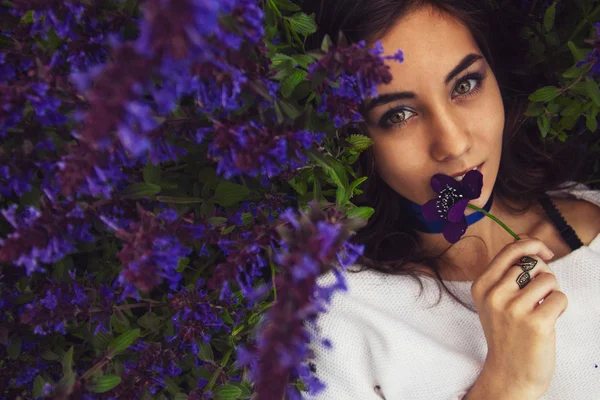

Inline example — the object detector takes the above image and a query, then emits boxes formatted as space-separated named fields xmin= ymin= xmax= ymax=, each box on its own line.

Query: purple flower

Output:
xmin=421 ymin=170 xmax=483 ymax=243
xmin=236 ymin=202 xmax=365 ymax=399
xmin=206 ymin=119 xmax=325 ymax=181
xmin=308 ymin=39 xmax=403 ymax=128
xmin=577 ymin=22 xmax=600 ymax=77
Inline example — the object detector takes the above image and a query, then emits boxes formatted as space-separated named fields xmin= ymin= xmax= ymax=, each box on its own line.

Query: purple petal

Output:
xmin=443 ymin=218 xmax=468 ymax=243
xmin=447 ymin=198 xmax=470 ymax=223
xmin=430 ymin=174 xmax=460 ymax=194
xmin=460 ymin=170 xmax=483 ymax=199
xmin=421 ymin=199 xmax=444 ymax=221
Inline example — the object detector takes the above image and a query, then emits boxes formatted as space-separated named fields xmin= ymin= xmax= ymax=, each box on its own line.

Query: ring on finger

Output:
xmin=517 ymin=255 xmax=538 ymax=272
xmin=515 ymin=255 xmax=538 ymax=289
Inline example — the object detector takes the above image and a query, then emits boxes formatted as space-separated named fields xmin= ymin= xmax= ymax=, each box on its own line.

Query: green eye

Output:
xmin=455 ymin=79 xmax=473 ymax=95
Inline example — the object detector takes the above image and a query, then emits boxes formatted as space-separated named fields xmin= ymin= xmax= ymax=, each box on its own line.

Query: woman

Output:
xmin=300 ymin=0 xmax=600 ymax=399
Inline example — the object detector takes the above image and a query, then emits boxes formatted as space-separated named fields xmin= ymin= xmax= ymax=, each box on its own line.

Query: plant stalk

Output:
xmin=467 ymin=203 xmax=521 ymax=241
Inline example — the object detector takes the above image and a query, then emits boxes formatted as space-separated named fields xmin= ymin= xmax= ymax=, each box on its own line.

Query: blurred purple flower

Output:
xmin=205 ymin=119 xmax=325 ymax=181
xmin=236 ymin=201 xmax=365 ymax=399
xmin=110 ymin=207 xmax=192 ymax=299
xmin=308 ymin=39 xmax=403 ymax=128
xmin=0 ymin=203 xmax=94 ymax=275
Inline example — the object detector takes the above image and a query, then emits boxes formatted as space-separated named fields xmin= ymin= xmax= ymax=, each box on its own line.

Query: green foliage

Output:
xmin=107 ymin=329 xmax=140 ymax=359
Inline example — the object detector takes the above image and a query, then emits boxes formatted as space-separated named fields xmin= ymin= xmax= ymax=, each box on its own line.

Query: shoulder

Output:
xmin=552 ymin=197 xmax=600 ymax=246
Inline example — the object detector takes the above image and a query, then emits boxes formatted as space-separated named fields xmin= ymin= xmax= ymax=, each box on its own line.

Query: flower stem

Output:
xmin=467 ymin=204 xmax=521 ymax=241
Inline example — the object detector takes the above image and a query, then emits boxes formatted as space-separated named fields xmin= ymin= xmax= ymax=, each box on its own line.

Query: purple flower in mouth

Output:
xmin=421 ymin=170 xmax=483 ymax=243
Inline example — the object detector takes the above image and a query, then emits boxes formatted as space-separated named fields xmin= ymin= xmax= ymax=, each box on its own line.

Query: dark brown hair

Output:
xmin=301 ymin=0 xmax=593 ymax=311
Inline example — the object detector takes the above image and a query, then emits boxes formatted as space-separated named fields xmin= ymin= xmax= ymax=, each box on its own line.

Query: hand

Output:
xmin=470 ymin=235 xmax=568 ymax=398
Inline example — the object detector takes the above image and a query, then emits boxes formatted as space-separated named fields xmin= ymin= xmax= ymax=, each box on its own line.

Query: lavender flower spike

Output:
xmin=421 ymin=170 xmax=483 ymax=243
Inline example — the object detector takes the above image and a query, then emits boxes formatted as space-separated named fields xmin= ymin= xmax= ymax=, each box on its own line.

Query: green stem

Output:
xmin=204 ymin=348 xmax=233 ymax=394
xmin=467 ymin=204 xmax=521 ymax=241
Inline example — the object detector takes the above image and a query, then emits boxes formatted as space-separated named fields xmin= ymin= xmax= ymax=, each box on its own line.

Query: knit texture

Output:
xmin=303 ymin=183 xmax=600 ymax=400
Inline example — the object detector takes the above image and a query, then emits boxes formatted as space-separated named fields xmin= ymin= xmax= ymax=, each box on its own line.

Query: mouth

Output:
xmin=452 ymin=162 xmax=484 ymax=182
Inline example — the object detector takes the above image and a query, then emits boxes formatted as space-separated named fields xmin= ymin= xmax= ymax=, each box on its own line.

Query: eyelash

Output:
xmin=378 ymin=71 xmax=488 ymax=129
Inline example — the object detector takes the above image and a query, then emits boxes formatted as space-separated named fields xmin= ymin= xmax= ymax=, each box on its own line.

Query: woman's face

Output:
xmin=364 ymin=6 xmax=504 ymax=212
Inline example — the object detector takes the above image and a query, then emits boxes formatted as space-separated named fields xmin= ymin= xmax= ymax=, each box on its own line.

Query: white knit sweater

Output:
xmin=303 ymin=184 xmax=600 ymax=400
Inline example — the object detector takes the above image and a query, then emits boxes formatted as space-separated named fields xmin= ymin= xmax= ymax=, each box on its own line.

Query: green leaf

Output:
xmin=273 ymin=0 xmax=301 ymax=11
xmin=121 ymin=183 xmax=161 ymax=199
xmin=163 ymin=375 xmax=180 ymax=395
xmin=143 ymin=160 xmax=161 ymax=184
xmin=336 ymin=185 xmax=348 ymax=206
xmin=560 ymin=103 xmax=580 ymax=116
xmin=92 ymin=332 xmax=113 ymax=351
xmin=528 ymin=86 xmax=560 ymax=102
xmin=62 ymin=346 xmax=74 ymax=375
xmin=41 ymin=349 xmax=60 ymax=361
xmin=308 ymin=152 xmax=346 ymax=190
xmin=227 ymin=382 xmax=253 ymax=398
xmin=88 ymin=376 xmax=122 ymax=393
xmin=137 ymin=312 xmax=158 ymax=330
xmin=287 ymin=12 xmax=317 ymax=35
xmin=198 ymin=341 xmax=215 ymax=362
xmin=20 ymin=10 xmax=35 ymax=23
xmin=111 ymin=312 xmax=130 ymax=334
xmin=569 ymin=81 xmax=590 ymax=96
xmin=543 ymin=3 xmax=556 ymax=32
xmin=271 ymin=53 xmax=296 ymax=69
xmin=586 ymin=115 xmax=598 ymax=132
xmin=213 ymin=181 xmax=251 ymax=207
xmin=346 ymin=134 xmax=373 ymax=151
xmin=281 ymin=69 xmax=308 ymax=98
xmin=7 ymin=336 xmax=21 ymax=359
xmin=222 ymin=308 xmax=234 ymax=325
xmin=213 ymin=384 xmax=243 ymax=400
xmin=567 ymin=41 xmax=587 ymax=63
xmin=278 ymin=99 xmax=303 ymax=119
xmin=349 ymin=176 xmax=368 ymax=195
xmin=289 ymin=176 xmax=308 ymax=195
xmin=58 ymin=371 xmax=75 ymax=392
xmin=562 ymin=63 xmax=591 ymax=79
xmin=33 ymin=375 xmax=46 ymax=398
xmin=524 ymin=102 xmax=545 ymax=117
xmin=292 ymin=54 xmax=315 ymax=69
xmin=347 ymin=206 xmax=375 ymax=220
xmin=585 ymin=78 xmax=600 ymax=106
xmin=107 ymin=329 xmax=140 ymax=359
xmin=537 ymin=115 xmax=550 ymax=137
xmin=321 ymin=34 xmax=333 ymax=52
xmin=207 ymin=216 xmax=227 ymax=226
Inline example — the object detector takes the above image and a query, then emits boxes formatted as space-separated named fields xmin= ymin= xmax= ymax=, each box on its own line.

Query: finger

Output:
xmin=511 ymin=272 xmax=560 ymax=311
xmin=532 ymin=290 xmax=568 ymax=323
xmin=477 ymin=239 xmax=554 ymax=291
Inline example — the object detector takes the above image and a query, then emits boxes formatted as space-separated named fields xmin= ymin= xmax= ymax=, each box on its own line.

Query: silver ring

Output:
xmin=516 ymin=256 xmax=538 ymax=289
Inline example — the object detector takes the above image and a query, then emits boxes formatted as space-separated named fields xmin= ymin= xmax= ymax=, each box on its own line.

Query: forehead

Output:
xmin=376 ymin=7 xmax=481 ymax=75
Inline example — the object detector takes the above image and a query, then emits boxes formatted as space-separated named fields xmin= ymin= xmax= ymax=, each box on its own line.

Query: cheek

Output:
xmin=371 ymin=139 xmax=425 ymax=186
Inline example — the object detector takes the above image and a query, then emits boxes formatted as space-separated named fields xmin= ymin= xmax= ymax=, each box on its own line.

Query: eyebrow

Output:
xmin=363 ymin=53 xmax=484 ymax=113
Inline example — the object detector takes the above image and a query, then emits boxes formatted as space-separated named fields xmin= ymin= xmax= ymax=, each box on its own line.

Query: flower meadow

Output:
xmin=0 ymin=0 xmax=599 ymax=399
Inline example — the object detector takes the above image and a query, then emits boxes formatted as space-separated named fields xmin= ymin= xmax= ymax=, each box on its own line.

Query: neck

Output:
xmin=415 ymin=193 xmax=530 ymax=281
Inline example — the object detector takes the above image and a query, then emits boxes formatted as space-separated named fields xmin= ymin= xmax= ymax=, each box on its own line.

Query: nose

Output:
xmin=429 ymin=106 xmax=472 ymax=161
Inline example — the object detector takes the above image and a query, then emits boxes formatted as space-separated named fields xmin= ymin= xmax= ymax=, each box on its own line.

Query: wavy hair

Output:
xmin=301 ymin=0 xmax=593 ymax=311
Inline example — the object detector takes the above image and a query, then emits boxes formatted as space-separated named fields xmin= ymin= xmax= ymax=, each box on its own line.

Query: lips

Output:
xmin=452 ymin=162 xmax=483 ymax=182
